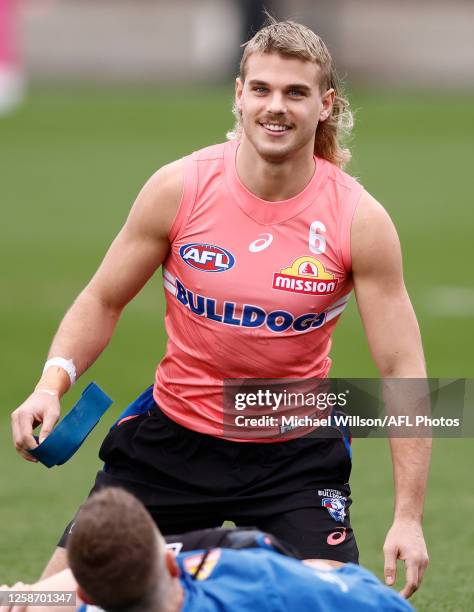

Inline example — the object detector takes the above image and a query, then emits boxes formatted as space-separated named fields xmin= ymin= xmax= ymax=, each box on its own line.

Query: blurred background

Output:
xmin=1 ymin=1 xmax=473 ymax=609
xmin=2 ymin=0 xmax=474 ymax=88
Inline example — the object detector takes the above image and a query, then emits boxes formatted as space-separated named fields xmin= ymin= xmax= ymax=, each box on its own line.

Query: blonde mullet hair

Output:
xmin=227 ymin=18 xmax=353 ymax=168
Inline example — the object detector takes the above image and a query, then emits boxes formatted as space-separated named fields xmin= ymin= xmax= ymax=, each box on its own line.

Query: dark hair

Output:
xmin=67 ymin=488 xmax=161 ymax=611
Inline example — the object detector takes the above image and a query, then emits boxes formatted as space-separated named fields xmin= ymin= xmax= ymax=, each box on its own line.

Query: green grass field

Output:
xmin=0 ymin=86 xmax=473 ymax=610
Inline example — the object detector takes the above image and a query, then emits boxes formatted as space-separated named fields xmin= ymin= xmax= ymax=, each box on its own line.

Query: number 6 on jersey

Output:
xmin=309 ymin=221 xmax=327 ymax=254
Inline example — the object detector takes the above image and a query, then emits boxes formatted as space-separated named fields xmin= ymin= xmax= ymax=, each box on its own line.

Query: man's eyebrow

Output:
xmin=248 ymin=79 xmax=270 ymax=87
xmin=286 ymin=83 xmax=312 ymax=92
xmin=248 ymin=79 xmax=311 ymax=92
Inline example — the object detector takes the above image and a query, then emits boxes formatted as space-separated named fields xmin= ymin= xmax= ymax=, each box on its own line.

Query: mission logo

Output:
xmin=179 ymin=243 xmax=235 ymax=272
xmin=273 ymin=256 xmax=338 ymax=295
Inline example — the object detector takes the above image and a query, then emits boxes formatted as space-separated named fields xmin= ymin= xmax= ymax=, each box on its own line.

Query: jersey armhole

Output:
xmin=168 ymin=153 xmax=198 ymax=243
xmin=338 ymin=184 xmax=365 ymax=273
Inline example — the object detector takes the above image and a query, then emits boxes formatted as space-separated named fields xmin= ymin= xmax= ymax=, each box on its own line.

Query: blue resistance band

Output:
xmin=28 ymin=382 xmax=113 ymax=468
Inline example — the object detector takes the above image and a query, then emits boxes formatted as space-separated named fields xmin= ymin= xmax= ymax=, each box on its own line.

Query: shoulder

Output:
xmin=319 ymin=161 xmax=365 ymax=226
xmin=131 ymin=142 xmax=228 ymax=241
xmin=351 ymin=190 xmax=402 ymax=275
xmin=141 ymin=158 xmax=184 ymax=206
xmin=192 ymin=141 xmax=228 ymax=162
xmin=127 ymin=158 xmax=184 ymax=239
xmin=323 ymin=160 xmax=362 ymax=192
xmin=353 ymin=190 xmax=394 ymax=229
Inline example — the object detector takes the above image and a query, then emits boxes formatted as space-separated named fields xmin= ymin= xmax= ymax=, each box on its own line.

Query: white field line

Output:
xmin=422 ymin=286 xmax=474 ymax=317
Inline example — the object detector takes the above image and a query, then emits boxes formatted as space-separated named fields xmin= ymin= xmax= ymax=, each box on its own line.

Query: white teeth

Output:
xmin=262 ymin=123 xmax=289 ymax=132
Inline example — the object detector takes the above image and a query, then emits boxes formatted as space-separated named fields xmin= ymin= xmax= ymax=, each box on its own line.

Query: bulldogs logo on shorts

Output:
xmin=322 ymin=497 xmax=346 ymax=523
xmin=319 ymin=488 xmax=347 ymax=523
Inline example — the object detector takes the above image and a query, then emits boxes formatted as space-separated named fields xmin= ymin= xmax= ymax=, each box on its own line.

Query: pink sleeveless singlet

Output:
xmin=154 ymin=140 xmax=364 ymax=441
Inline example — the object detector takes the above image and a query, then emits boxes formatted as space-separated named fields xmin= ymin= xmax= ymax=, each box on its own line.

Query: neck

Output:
xmin=236 ymin=135 xmax=315 ymax=202
xmin=160 ymin=581 xmax=184 ymax=612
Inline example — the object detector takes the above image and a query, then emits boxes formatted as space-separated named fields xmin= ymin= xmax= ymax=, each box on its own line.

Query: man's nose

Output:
xmin=266 ymin=92 xmax=287 ymax=115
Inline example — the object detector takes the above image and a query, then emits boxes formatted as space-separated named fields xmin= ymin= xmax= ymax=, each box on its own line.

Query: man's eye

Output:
xmin=253 ymin=87 xmax=268 ymax=94
xmin=289 ymin=89 xmax=304 ymax=97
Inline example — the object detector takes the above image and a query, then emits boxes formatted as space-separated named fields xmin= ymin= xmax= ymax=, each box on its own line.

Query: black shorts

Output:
xmin=163 ymin=526 xmax=300 ymax=558
xmin=59 ymin=388 xmax=358 ymax=562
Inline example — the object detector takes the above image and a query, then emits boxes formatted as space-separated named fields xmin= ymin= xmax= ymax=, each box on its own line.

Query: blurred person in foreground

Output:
xmin=0 ymin=488 xmax=413 ymax=612
xmin=11 ymin=17 xmax=430 ymax=598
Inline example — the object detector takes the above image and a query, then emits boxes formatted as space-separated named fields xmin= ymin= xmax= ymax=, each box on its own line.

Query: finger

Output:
xmin=11 ymin=412 xmax=22 ymax=450
xmin=12 ymin=414 xmax=38 ymax=462
xmin=417 ymin=554 xmax=429 ymax=585
xmin=9 ymin=583 xmax=28 ymax=612
xmin=12 ymin=424 xmax=38 ymax=462
xmin=16 ymin=411 xmax=38 ymax=452
xmin=400 ymin=561 xmax=419 ymax=599
xmin=383 ymin=545 xmax=397 ymax=586
xmin=22 ymin=449 xmax=39 ymax=463
xmin=38 ymin=409 xmax=59 ymax=444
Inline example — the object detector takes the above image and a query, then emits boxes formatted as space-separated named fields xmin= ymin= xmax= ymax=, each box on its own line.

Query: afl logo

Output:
xmin=179 ymin=243 xmax=235 ymax=272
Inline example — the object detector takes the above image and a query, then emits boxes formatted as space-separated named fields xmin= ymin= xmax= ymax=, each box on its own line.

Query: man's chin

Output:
xmin=253 ymin=140 xmax=295 ymax=163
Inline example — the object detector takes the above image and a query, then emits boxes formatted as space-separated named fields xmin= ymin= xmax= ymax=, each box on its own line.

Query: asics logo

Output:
xmin=249 ymin=233 xmax=273 ymax=253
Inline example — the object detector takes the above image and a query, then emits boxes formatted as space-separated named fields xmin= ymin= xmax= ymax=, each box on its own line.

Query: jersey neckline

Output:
xmin=223 ymin=139 xmax=330 ymax=225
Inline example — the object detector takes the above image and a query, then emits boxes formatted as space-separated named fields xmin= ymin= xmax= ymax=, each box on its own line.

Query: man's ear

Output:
xmin=165 ymin=550 xmax=181 ymax=579
xmin=235 ymin=77 xmax=243 ymax=112
xmin=319 ymin=88 xmax=335 ymax=122
xmin=77 ymin=585 xmax=93 ymax=605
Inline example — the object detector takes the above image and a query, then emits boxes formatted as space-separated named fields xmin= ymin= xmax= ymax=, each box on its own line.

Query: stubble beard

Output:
xmin=244 ymin=122 xmax=294 ymax=164
xmin=242 ymin=114 xmax=316 ymax=164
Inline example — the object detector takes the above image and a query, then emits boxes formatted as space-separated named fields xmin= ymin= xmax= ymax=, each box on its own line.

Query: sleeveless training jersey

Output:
xmin=154 ymin=140 xmax=364 ymax=440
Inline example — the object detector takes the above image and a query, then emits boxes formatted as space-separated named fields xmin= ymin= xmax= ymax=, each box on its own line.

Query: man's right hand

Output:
xmin=11 ymin=390 xmax=61 ymax=462
xmin=9 ymin=161 xmax=182 ymax=464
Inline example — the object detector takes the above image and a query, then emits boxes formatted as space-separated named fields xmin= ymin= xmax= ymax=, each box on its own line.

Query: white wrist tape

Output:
xmin=43 ymin=357 xmax=77 ymax=385
xmin=35 ymin=388 xmax=59 ymax=397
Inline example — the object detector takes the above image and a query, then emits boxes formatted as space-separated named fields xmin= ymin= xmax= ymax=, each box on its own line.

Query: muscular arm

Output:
xmin=12 ymin=160 xmax=183 ymax=457
xmin=351 ymin=191 xmax=431 ymax=598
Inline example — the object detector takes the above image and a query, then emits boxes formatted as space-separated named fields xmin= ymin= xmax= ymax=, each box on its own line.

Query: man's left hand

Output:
xmin=0 ymin=582 xmax=31 ymax=612
xmin=383 ymin=519 xmax=429 ymax=598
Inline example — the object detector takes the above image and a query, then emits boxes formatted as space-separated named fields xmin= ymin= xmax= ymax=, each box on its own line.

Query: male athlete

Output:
xmin=0 ymin=488 xmax=413 ymax=612
xmin=11 ymin=19 xmax=430 ymax=598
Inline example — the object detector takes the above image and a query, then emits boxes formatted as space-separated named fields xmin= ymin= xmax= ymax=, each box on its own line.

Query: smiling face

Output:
xmin=235 ymin=52 xmax=334 ymax=162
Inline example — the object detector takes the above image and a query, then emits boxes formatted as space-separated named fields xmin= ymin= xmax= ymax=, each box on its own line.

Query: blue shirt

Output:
xmin=81 ymin=547 xmax=412 ymax=612
xmin=179 ymin=547 xmax=412 ymax=611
